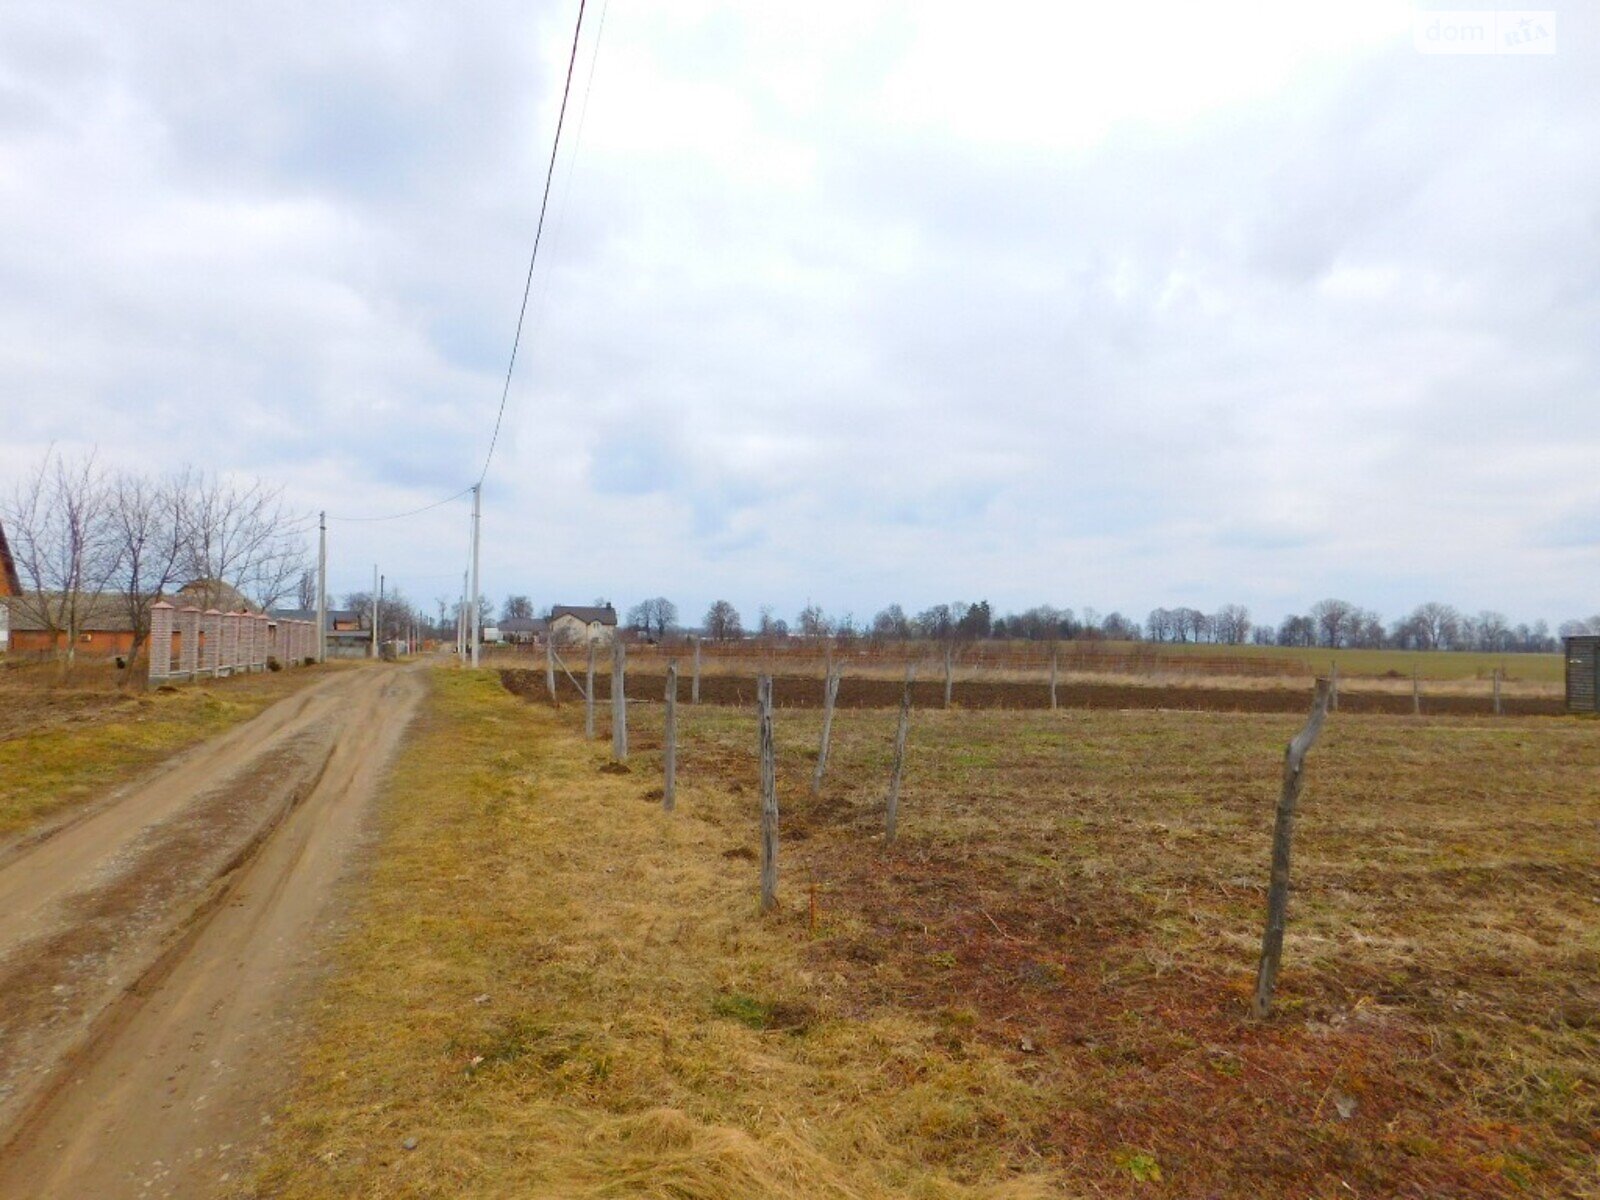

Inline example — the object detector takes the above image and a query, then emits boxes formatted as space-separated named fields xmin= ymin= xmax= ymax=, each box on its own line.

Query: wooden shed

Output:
xmin=1566 ymin=635 xmax=1599 ymax=713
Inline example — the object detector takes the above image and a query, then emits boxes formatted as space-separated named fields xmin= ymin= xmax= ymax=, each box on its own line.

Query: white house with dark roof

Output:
xmin=548 ymin=604 xmax=617 ymax=645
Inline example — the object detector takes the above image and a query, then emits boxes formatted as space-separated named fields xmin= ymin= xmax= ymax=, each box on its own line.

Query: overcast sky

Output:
xmin=1 ymin=2 xmax=1594 ymax=629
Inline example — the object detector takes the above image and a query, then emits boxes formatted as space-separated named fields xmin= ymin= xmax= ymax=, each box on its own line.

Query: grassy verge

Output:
xmin=0 ymin=667 xmax=337 ymax=838
xmin=249 ymin=669 xmax=1061 ymax=1198
xmin=254 ymin=672 xmax=1597 ymax=1198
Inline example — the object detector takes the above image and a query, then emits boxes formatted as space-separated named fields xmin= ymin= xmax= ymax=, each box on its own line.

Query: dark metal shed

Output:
xmin=1566 ymin=636 xmax=1599 ymax=713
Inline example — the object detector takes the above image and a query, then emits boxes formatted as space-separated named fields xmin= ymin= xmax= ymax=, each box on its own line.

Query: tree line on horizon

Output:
xmin=665 ymin=597 xmax=1592 ymax=653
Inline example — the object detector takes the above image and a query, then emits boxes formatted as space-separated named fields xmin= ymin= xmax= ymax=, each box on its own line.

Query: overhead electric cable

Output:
xmin=325 ymin=486 xmax=476 ymax=523
xmin=478 ymin=0 xmax=589 ymax=486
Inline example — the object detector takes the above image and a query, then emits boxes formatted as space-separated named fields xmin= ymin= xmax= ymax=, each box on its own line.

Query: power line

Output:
xmin=478 ymin=0 xmax=589 ymax=487
xmin=325 ymin=486 xmax=475 ymax=523
xmin=518 ymin=0 xmax=609 ymax=372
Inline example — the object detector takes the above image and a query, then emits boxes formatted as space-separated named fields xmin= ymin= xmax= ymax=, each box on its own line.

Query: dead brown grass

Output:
xmin=0 ymin=665 xmax=339 ymax=837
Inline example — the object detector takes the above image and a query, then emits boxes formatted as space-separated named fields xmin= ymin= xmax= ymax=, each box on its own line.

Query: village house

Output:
xmin=548 ymin=604 xmax=618 ymax=645
xmin=497 ymin=616 xmax=548 ymax=645
xmin=0 ymin=519 xmax=19 ymax=652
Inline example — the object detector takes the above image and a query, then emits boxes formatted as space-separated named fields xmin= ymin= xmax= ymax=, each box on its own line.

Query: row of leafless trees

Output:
xmin=679 ymin=595 xmax=1577 ymax=655
xmin=3 ymin=450 xmax=308 ymax=674
xmin=1263 ymin=599 xmax=1568 ymax=653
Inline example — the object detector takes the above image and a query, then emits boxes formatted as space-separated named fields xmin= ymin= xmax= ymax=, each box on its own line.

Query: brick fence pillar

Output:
xmin=253 ymin=614 xmax=268 ymax=671
xmin=221 ymin=611 xmax=239 ymax=675
xmin=177 ymin=606 xmax=201 ymax=680
xmin=201 ymin=609 xmax=222 ymax=677
xmin=148 ymin=601 xmax=174 ymax=682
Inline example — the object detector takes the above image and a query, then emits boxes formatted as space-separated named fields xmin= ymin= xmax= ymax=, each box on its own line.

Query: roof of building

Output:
xmin=499 ymin=616 xmax=548 ymax=632
xmin=176 ymin=580 xmax=257 ymax=611
xmin=267 ymin=608 xmax=360 ymax=627
xmin=5 ymin=594 xmax=135 ymax=633
xmin=550 ymin=605 xmax=617 ymax=626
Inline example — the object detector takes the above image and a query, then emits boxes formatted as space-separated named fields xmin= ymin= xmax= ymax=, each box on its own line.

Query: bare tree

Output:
xmin=183 ymin=475 xmax=307 ymax=611
xmin=872 ymin=603 xmax=912 ymax=641
xmin=1213 ymin=604 xmax=1252 ymax=645
xmin=503 ymin=594 xmax=534 ymax=621
xmin=105 ymin=468 xmax=190 ymax=680
xmin=3 ymin=449 xmax=120 ymax=670
xmin=704 ymin=599 xmax=741 ymax=641
xmin=1146 ymin=608 xmax=1174 ymax=642
xmin=1309 ymin=598 xmax=1356 ymax=648
xmin=644 ymin=597 xmax=677 ymax=639
xmin=296 ymin=569 xmax=318 ymax=611
xmin=797 ymin=602 xmax=829 ymax=639
xmin=1408 ymin=602 xmax=1461 ymax=650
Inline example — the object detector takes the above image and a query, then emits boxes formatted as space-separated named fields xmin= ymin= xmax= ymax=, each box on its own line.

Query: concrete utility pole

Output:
xmin=458 ymin=570 xmax=467 ymax=658
xmin=371 ymin=564 xmax=378 ymax=659
xmin=316 ymin=511 xmax=327 ymax=663
xmin=469 ymin=484 xmax=482 ymax=668
xmin=379 ymin=573 xmax=386 ymax=656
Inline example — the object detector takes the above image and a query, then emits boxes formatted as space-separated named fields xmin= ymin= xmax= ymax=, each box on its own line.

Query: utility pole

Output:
xmin=458 ymin=570 xmax=467 ymax=658
xmin=371 ymin=564 xmax=378 ymax=659
xmin=469 ymin=484 xmax=482 ymax=668
xmin=316 ymin=511 xmax=327 ymax=663
xmin=379 ymin=573 xmax=386 ymax=657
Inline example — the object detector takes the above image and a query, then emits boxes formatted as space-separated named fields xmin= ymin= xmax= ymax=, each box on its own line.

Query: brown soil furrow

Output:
xmin=501 ymin=668 xmax=1565 ymax=717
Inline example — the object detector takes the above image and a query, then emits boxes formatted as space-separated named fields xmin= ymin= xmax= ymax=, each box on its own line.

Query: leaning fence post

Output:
xmin=1329 ymin=661 xmax=1339 ymax=712
xmin=1493 ymin=667 xmax=1502 ymax=716
xmin=664 ymin=662 xmax=678 ymax=812
xmin=692 ymin=635 xmax=701 ymax=705
xmin=611 ymin=638 xmax=628 ymax=761
xmin=1050 ymin=644 xmax=1059 ymax=711
xmin=757 ymin=674 xmax=778 ymax=912
xmin=585 ymin=640 xmax=596 ymax=739
xmin=1252 ymin=678 xmax=1333 ymax=1019
xmin=810 ymin=662 xmax=842 ymax=796
xmin=943 ymin=644 xmax=953 ymax=709
xmin=546 ymin=638 xmax=558 ymax=705
xmin=886 ymin=666 xmax=916 ymax=845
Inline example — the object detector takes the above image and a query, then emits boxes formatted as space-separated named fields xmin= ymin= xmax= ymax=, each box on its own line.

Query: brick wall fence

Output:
xmin=148 ymin=601 xmax=319 ymax=684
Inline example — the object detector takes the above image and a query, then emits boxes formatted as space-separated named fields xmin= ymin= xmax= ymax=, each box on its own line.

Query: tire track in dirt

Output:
xmin=0 ymin=664 xmax=426 ymax=1199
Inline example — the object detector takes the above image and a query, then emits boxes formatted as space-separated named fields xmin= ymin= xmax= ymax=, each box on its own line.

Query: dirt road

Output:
xmin=0 ymin=663 xmax=425 ymax=1199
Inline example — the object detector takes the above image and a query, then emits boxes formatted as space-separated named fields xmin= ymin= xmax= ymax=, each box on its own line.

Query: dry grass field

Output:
xmin=250 ymin=668 xmax=1597 ymax=1198
xmin=0 ymin=660 xmax=338 ymax=837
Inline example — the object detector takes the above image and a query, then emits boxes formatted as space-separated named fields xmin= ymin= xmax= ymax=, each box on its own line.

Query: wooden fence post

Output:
xmin=546 ymin=638 xmax=557 ymax=704
xmin=1050 ymin=644 xmax=1059 ymax=711
xmin=1329 ymin=661 xmax=1339 ymax=712
xmin=1413 ymin=669 xmax=1421 ymax=716
xmin=886 ymin=666 xmax=915 ymax=845
xmin=611 ymin=638 xmax=628 ymax=762
xmin=1252 ymin=678 xmax=1333 ymax=1019
xmin=585 ymin=640 xmax=596 ymax=739
xmin=664 ymin=662 xmax=678 ymax=812
xmin=943 ymin=644 xmax=953 ymax=709
xmin=1493 ymin=667 xmax=1502 ymax=716
xmin=692 ymin=635 xmax=701 ymax=705
xmin=811 ymin=662 xmax=842 ymax=797
xmin=758 ymin=674 xmax=778 ymax=912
